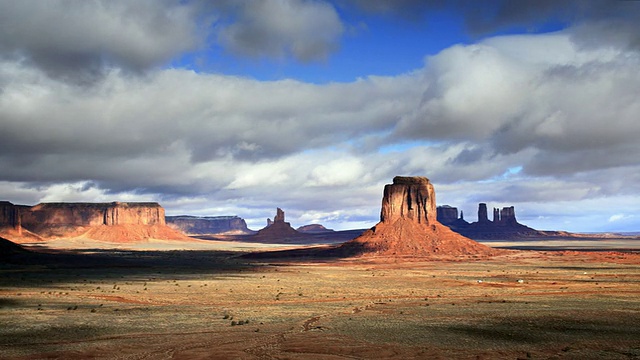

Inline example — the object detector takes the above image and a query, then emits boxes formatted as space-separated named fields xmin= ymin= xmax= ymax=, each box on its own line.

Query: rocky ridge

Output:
xmin=166 ymin=215 xmax=254 ymax=235
xmin=437 ymin=203 xmax=542 ymax=239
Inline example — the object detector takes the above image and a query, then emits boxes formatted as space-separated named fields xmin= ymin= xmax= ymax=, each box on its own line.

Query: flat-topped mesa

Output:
xmin=0 ymin=201 xmax=190 ymax=242
xmin=22 ymin=202 xmax=165 ymax=227
xmin=166 ymin=215 xmax=253 ymax=235
xmin=380 ymin=176 xmax=436 ymax=225
xmin=337 ymin=176 xmax=499 ymax=257
xmin=436 ymin=205 xmax=459 ymax=225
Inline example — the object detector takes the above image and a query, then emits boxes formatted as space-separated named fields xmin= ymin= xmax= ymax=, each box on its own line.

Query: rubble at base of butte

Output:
xmin=336 ymin=176 xmax=501 ymax=257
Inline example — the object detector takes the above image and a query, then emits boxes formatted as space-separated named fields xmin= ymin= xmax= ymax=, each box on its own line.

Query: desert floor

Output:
xmin=1 ymin=237 xmax=640 ymax=359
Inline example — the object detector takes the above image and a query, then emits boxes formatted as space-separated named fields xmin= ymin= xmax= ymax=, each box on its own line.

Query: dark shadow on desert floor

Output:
xmin=0 ymin=247 xmax=268 ymax=289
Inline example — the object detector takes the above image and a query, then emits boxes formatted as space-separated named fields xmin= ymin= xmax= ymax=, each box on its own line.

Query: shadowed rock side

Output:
xmin=0 ymin=236 xmax=28 ymax=258
xmin=334 ymin=176 xmax=500 ymax=257
xmin=0 ymin=201 xmax=190 ymax=243
xmin=166 ymin=215 xmax=254 ymax=235
xmin=297 ymin=224 xmax=334 ymax=233
xmin=438 ymin=203 xmax=543 ymax=240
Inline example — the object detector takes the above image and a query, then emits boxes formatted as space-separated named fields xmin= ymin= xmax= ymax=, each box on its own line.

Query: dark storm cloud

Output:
xmin=216 ymin=0 xmax=344 ymax=62
xmin=0 ymin=0 xmax=200 ymax=82
xmin=348 ymin=0 xmax=640 ymax=50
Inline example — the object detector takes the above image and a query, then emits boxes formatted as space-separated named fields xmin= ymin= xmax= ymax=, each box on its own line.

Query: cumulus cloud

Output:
xmin=392 ymin=32 xmax=640 ymax=179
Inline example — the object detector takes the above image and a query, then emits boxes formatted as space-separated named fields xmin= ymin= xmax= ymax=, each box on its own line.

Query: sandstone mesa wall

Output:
xmin=0 ymin=201 xmax=166 ymax=238
xmin=0 ymin=201 xmax=21 ymax=230
xmin=380 ymin=176 xmax=436 ymax=225
xmin=21 ymin=202 xmax=165 ymax=227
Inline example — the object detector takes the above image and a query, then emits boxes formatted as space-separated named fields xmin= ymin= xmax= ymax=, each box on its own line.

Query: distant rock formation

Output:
xmin=297 ymin=224 xmax=334 ymax=233
xmin=337 ymin=176 xmax=498 ymax=257
xmin=253 ymin=208 xmax=303 ymax=241
xmin=437 ymin=203 xmax=541 ymax=239
xmin=0 ymin=201 xmax=189 ymax=242
xmin=166 ymin=215 xmax=254 ymax=235
xmin=436 ymin=205 xmax=458 ymax=225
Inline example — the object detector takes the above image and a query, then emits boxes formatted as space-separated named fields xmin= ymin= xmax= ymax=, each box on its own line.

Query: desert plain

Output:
xmin=1 ymin=236 xmax=640 ymax=360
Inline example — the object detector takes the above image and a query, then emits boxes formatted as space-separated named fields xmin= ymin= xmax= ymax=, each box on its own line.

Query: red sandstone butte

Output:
xmin=338 ymin=176 xmax=500 ymax=257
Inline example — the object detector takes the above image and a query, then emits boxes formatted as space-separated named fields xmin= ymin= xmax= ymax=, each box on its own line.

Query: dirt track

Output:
xmin=1 ymin=243 xmax=639 ymax=359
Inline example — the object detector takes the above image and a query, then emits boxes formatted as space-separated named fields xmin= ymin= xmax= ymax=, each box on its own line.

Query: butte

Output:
xmin=335 ymin=176 xmax=501 ymax=258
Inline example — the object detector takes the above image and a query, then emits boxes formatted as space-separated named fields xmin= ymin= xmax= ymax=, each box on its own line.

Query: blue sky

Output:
xmin=1 ymin=0 xmax=639 ymax=233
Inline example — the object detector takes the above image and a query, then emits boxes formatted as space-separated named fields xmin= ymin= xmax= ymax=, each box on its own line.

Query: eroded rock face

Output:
xmin=0 ymin=202 xmax=21 ymax=230
xmin=380 ymin=176 xmax=436 ymax=225
xmin=338 ymin=176 xmax=498 ymax=257
xmin=0 ymin=201 xmax=189 ymax=242
xmin=21 ymin=202 xmax=165 ymax=228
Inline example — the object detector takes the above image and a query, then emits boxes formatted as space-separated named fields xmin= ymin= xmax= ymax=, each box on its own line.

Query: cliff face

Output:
xmin=0 ymin=202 xmax=21 ymax=230
xmin=166 ymin=215 xmax=253 ymax=235
xmin=338 ymin=176 xmax=498 ymax=257
xmin=380 ymin=176 xmax=436 ymax=225
xmin=21 ymin=202 xmax=165 ymax=228
xmin=0 ymin=201 xmax=188 ymax=242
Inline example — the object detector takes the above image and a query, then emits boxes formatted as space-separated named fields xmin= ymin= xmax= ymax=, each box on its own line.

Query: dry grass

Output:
xmin=1 ymin=244 xmax=639 ymax=359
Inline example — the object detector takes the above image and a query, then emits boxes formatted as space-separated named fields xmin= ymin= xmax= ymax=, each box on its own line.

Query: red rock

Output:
xmin=337 ymin=176 xmax=499 ymax=257
xmin=0 ymin=201 xmax=190 ymax=243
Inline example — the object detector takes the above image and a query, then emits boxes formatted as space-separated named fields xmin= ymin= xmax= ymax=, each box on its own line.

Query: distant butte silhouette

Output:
xmin=251 ymin=208 xmax=304 ymax=241
xmin=335 ymin=176 xmax=500 ymax=257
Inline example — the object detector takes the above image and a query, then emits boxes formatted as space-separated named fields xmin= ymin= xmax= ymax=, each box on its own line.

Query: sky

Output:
xmin=1 ymin=0 xmax=639 ymax=233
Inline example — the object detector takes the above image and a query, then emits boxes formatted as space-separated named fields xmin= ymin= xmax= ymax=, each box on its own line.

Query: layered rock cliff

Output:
xmin=337 ymin=176 xmax=498 ymax=257
xmin=0 ymin=201 xmax=189 ymax=242
xmin=166 ymin=215 xmax=253 ymax=235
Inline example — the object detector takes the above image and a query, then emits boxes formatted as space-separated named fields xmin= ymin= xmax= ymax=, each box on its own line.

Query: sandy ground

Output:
xmin=1 ymin=237 xmax=639 ymax=359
